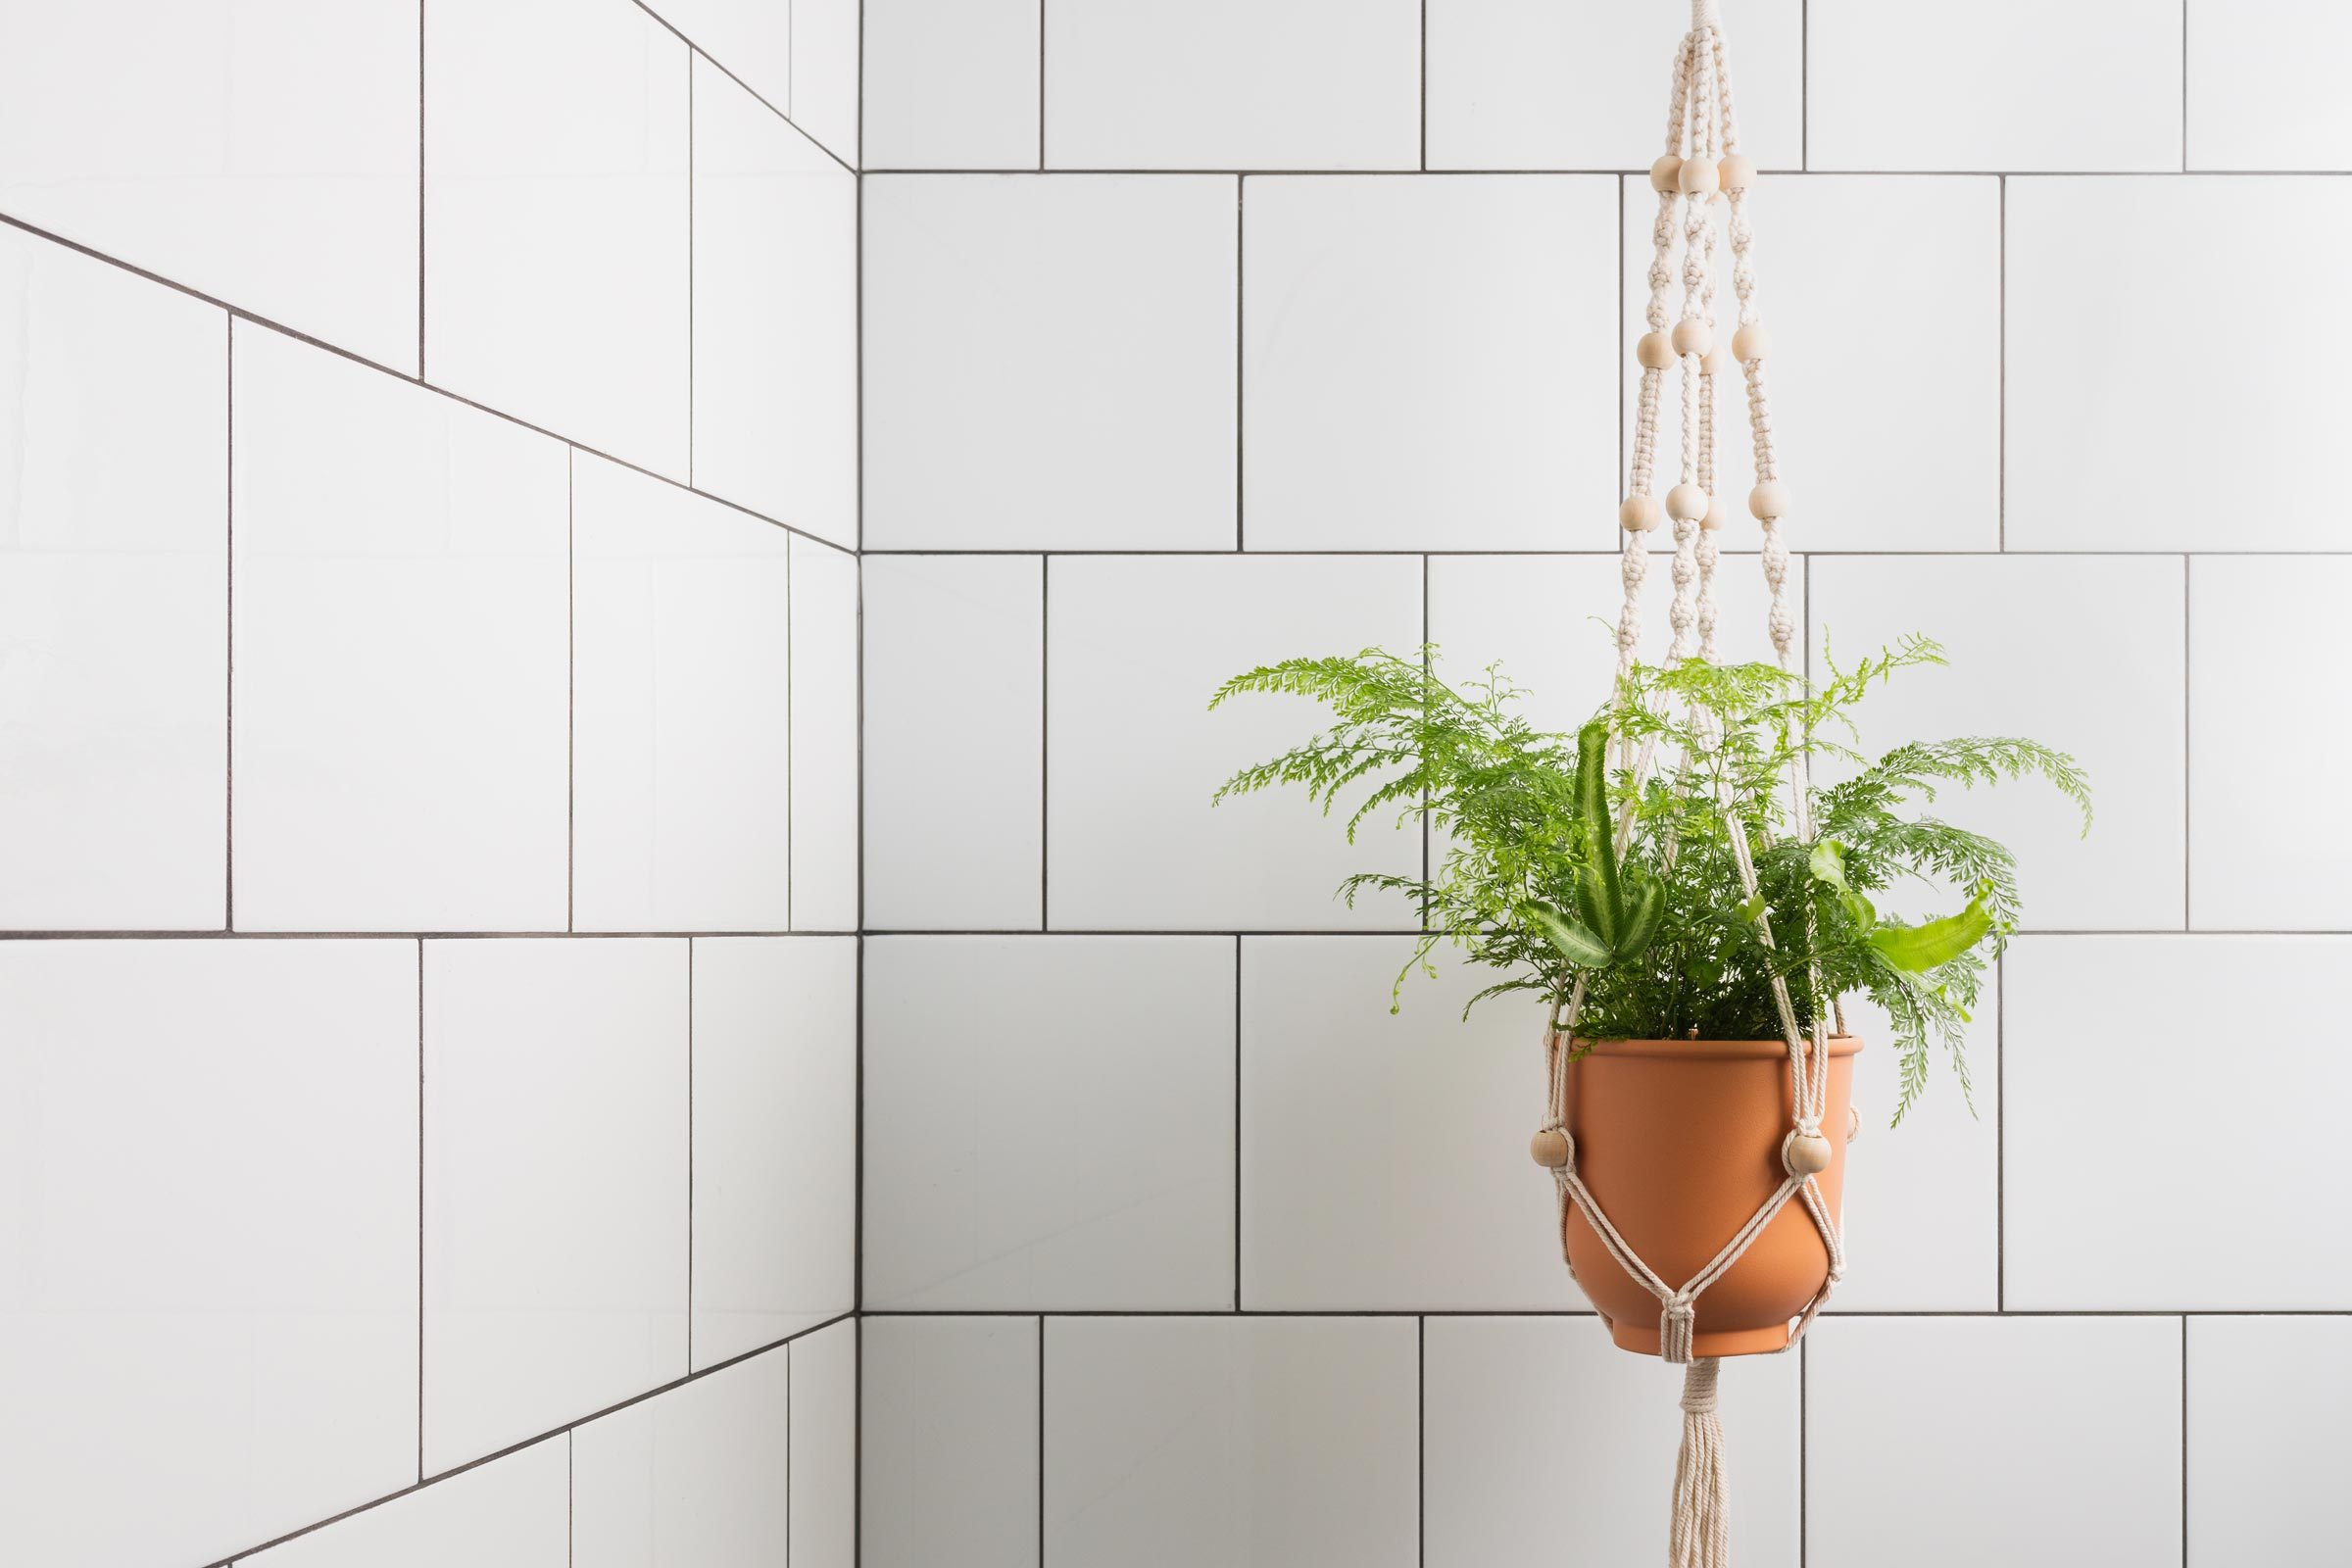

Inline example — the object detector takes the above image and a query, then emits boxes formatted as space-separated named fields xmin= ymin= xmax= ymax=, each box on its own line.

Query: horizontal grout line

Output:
xmin=860 ymin=547 xmax=2352 ymax=560
xmin=0 ymin=929 xmax=858 ymax=942
xmin=859 ymin=1307 xmax=2352 ymax=1319
xmin=860 ymin=928 xmax=2346 ymax=940
xmin=862 ymin=167 xmax=2352 ymax=179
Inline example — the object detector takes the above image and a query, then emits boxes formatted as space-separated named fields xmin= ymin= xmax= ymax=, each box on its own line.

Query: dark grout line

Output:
xmin=1996 ymin=174 xmax=2006 ymax=551
xmin=860 ymin=1306 xmax=2352 ymax=1320
xmin=625 ymin=0 xmax=856 ymax=176
xmin=224 ymin=318 xmax=237 ymax=932
xmin=2182 ymin=558 xmax=2194 ymax=927
xmin=1995 ymin=950 xmax=2006 ymax=1312
xmin=1036 ymin=1314 xmax=1048 ymax=1564
xmin=2180 ymin=1314 xmax=2191 ymax=1561
xmin=1037 ymin=0 xmax=1048 ymax=172
xmin=1039 ymin=557 xmax=1051 ymax=927
xmin=858 ymin=544 xmax=2352 ymax=559
xmin=853 ymin=165 xmax=2352 ymax=178
xmin=686 ymin=937 xmax=697 ymax=1371
xmin=416 ymin=939 xmax=427 ymax=1484
xmin=1233 ymin=934 xmax=1244 ymax=1311
xmin=566 ymin=451 xmax=577 ymax=933
xmin=6 ymin=925 xmax=2344 ymax=942
xmin=417 ymin=0 xmax=427 ymax=379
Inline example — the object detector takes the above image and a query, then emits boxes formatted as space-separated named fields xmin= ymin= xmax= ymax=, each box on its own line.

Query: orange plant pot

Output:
xmin=1560 ymin=1035 xmax=1860 ymax=1359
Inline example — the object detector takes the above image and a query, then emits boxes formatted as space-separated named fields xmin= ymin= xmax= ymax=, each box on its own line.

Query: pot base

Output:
xmin=1603 ymin=1317 xmax=1792 ymax=1358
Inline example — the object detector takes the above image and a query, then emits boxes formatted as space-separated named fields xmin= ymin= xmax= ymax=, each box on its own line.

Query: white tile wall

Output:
xmin=862 ymin=1316 xmax=1041 ymax=1568
xmin=0 ymin=229 xmax=226 ymax=930
xmin=1043 ymin=0 xmax=1421 ymax=171
xmin=243 ymin=1438 xmax=571 ymax=1568
xmin=691 ymin=937 xmax=858 ymax=1364
xmin=0 ymin=940 xmax=418 ymax=1568
xmin=421 ymin=939 xmax=690 ymax=1470
xmin=1244 ymin=174 xmax=1618 ymax=552
xmin=790 ymin=537 xmax=863 ymax=931
xmin=646 ymin=0 xmax=791 ymax=120
xmin=0 ymin=0 xmax=419 ymax=370
xmin=790 ymin=0 xmax=863 ymax=167
xmin=2186 ymin=1315 xmax=2352 ymax=1563
xmin=791 ymin=1319 xmax=860 ymax=1568
xmin=572 ymin=1348 xmax=791 ymax=1568
xmin=862 ymin=174 xmax=1238 ymax=550
xmin=2187 ymin=1 xmax=2352 ymax=170
xmin=1045 ymin=1316 xmax=1419 ymax=1567
xmin=864 ymin=0 xmax=1042 ymax=170
xmin=864 ymin=937 xmax=1236 ymax=1308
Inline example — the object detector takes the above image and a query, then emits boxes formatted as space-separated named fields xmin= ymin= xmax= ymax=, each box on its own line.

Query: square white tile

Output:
xmin=0 ymin=229 xmax=226 ymax=930
xmin=1046 ymin=555 xmax=1425 ymax=929
xmin=2186 ymin=0 xmax=2352 ymax=170
xmin=1806 ymin=1316 xmax=2181 ymax=1566
xmin=2005 ymin=935 xmax=2352 ymax=1309
xmin=791 ymin=1320 xmax=859 ymax=1568
xmin=862 ymin=556 xmax=1045 ymax=930
xmin=230 ymin=324 xmax=569 ymax=933
xmin=1244 ymin=174 xmax=1618 ymax=552
xmin=1044 ymin=0 xmax=1421 ymax=170
xmin=425 ymin=0 xmax=690 ymax=476
xmin=422 ymin=938 xmax=689 ymax=1471
xmin=2007 ymin=177 xmax=2352 ymax=550
xmin=1807 ymin=556 xmax=2181 ymax=931
xmin=1240 ymin=938 xmax=1562 ymax=1310
xmin=1807 ymin=0 xmax=2182 ymax=172
xmin=790 ymin=539 xmax=861 ymax=932
xmin=573 ymin=1348 xmax=790 ymax=1568
xmin=1424 ymin=1317 xmax=1799 ymax=1568
xmin=0 ymin=940 xmax=417 ymax=1568
xmin=1621 ymin=176 xmax=2001 ymax=552
xmin=0 ymin=0 xmax=418 ymax=370
xmin=691 ymin=937 xmax=858 ymax=1364
xmin=243 ymin=1437 xmax=569 ymax=1568
xmin=2189 ymin=558 xmax=2352 ymax=929
xmin=646 ymin=0 xmax=790 ymax=115
xmin=862 ymin=175 xmax=1238 ymax=550
xmin=1427 ymin=0 xmax=1802 ymax=172
xmin=571 ymin=454 xmax=794 ymax=933
xmin=1044 ymin=1316 xmax=1418 ymax=1568
xmin=2187 ymin=1316 xmax=2352 ymax=1565
xmin=789 ymin=0 xmax=862 ymax=166
xmin=862 ymin=1316 xmax=1040 ymax=1568
xmin=863 ymin=0 xmax=1042 ymax=170
xmin=863 ymin=937 xmax=1236 ymax=1308
xmin=692 ymin=59 xmax=858 ymax=547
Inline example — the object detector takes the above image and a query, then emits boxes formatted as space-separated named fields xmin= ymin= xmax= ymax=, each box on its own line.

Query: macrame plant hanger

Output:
xmin=1535 ymin=3 xmax=1843 ymax=1565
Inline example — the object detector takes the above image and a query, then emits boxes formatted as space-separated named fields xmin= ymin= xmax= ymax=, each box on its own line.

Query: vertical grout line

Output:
xmin=1798 ymin=0 xmax=1809 ymax=172
xmin=1232 ymin=933 xmax=1243 ymax=1311
xmin=1418 ymin=0 xmax=1429 ymax=172
xmin=416 ymin=937 xmax=427 ymax=1483
xmin=1039 ymin=557 xmax=1051 ymax=928
xmin=417 ymin=0 xmax=427 ymax=379
xmin=1615 ymin=176 xmax=1626 ymax=550
xmin=1036 ymin=1315 xmax=1048 ymax=1563
xmin=566 ymin=1429 xmax=575 ymax=1566
xmin=1421 ymin=557 xmax=1431 ymax=894
xmin=1037 ymin=0 xmax=1048 ymax=171
xmin=783 ymin=1339 xmax=795 ymax=1568
xmin=1996 ymin=175 xmax=2006 ymax=552
xmin=1994 ymin=949 xmax=2005 ymax=1311
xmin=785 ymin=537 xmax=797 ymax=932
xmin=1415 ymin=1315 xmax=1427 ymax=1566
xmin=686 ymin=937 xmax=697 ymax=1371
xmin=566 ymin=450 xmax=577 ymax=932
xmin=1235 ymin=178 xmax=1246 ymax=552
xmin=2181 ymin=558 xmax=2191 ymax=926
xmin=1798 ymin=1336 xmax=1809 ymax=1566
xmin=2180 ymin=0 xmax=2190 ymax=173
xmin=687 ymin=49 xmax=697 ymax=490
xmin=224 ymin=317 xmax=236 ymax=932
xmin=2180 ymin=1314 xmax=2190 ymax=1564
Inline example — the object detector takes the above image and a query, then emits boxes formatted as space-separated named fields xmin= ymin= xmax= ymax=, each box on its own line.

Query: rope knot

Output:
xmin=1661 ymin=1298 xmax=1698 ymax=1364
xmin=1679 ymin=1356 xmax=1721 ymax=1414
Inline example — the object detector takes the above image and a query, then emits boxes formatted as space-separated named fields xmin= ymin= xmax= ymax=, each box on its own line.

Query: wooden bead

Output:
xmin=1678 ymin=157 xmax=1720 ymax=196
xmin=1701 ymin=497 xmax=1729 ymax=531
xmin=1702 ymin=341 xmax=1732 ymax=377
xmin=1783 ymin=1129 xmax=1835 ymax=1176
xmin=1670 ymin=318 xmax=1713 ymax=358
xmin=1748 ymin=481 xmax=1791 ymax=521
xmin=1530 ymin=1128 xmax=1572 ymax=1168
xmin=1718 ymin=153 xmax=1757 ymax=192
xmin=1619 ymin=495 xmax=1662 ymax=533
xmin=1665 ymin=483 xmax=1708 ymax=522
xmin=1649 ymin=154 xmax=1684 ymax=193
xmin=1732 ymin=322 xmax=1771 ymax=363
xmin=1846 ymin=1106 xmax=1862 ymax=1144
xmin=1636 ymin=330 xmax=1675 ymax=370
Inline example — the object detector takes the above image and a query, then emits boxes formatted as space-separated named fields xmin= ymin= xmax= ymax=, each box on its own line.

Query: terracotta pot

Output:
xmin=1560 ymin=1035 xmax=1860 ymax=1358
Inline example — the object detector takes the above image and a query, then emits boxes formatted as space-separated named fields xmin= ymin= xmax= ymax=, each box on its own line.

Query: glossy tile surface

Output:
xmin=573 ymin=1348 xmax=791 ymax=1568
xmin=862 ymin=1316 xmax=1041 ymax=1568
xmin=789 ymin=539 xmax=861 ymax=931
xmin=243 ymin=1438 xmax=569 ymax=1568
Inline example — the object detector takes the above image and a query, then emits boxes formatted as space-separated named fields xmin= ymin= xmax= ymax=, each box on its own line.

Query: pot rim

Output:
xmin=1562 ymin=1034 xmax=1864 ymax=1060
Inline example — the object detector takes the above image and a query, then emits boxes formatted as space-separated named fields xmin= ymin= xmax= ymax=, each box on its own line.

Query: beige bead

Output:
xmin=1701 ymin=497 xmax=1730 ymax=531
xmin=1718 ymin=153 xmax=1758 ymax=192
xmin=1665 ymin=483 xmax=1708 ymax=522
xmin=1530 ymin=1128 xmax=1572 ymax=1168
xmin=1636 ymin=331 xmax=1675 ymax=370
xmin=1702 ymin=341 xmax=1732 ymax=377
xmin=1670 ymin=318 xmax=1714 ymax=358
xmin=1649 ymin=154 xmax=1684 ymax=193
xmin=1846 ymin=1106 xmax=1863 ymax=1144
xmin=1783 ymin=1129 xmax=1835 ymax=1176
xmin=1619 ymin=495 xmax=1663 ymax=533
xmin=1748 ymin=481 xmax=1791 ymax=521
xmin=1678 ymin=157 xmax=1720 ymax=196
xmin=1732 ymin=322 xmax=1771 ymax=363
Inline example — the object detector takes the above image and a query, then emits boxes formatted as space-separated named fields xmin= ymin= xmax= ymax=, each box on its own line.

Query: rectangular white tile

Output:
xmin=1240 ymin=938 xmax=1561 ymax=1310
xmin=1046 ymin=555 xmax=1424 ymax=929
xmin=2187 ymin=1316 xmax=2352 ymax=1565
xmin=2187 ymin=1 xmax=2352 ymax=170
xmin=691 ymin=938 xmax=858 ymax=1364
xmin=862 ymin=1316 xmax=1040 ymax=1568
xmin=230 ymin=325 xmax=569 ymax=932
xmin=863 ymin=937 xmax=1235 ymax=1308
xmin=1807 ymin=0 xmax=2182 ymax=172
xmin=791 ymin=1319 xmax=859 ymax=1568
xmin=692 ymin=59 xmax=858 ymax=547
xmin=422 ymin=938 xmax=689 ymax=1470
xmin=0 ymin=0 xmax=417 ymax=370
xmin=572 ymin=454 xmax=794 ymax=932
xmin=573 ymin=1348 xmax=790 ymax=1568
xmin=243 ymin=1437 xmax=569 ymax=1568
xmin=791 ymin=538 xmax=861 ymax=931
xmin=1244 ymin=175 xmax=1617 ymax=552
xmin=1045 ymin=1316 xmax=1418 ymax=1568
xmin=1622 ymin=176 xmax=2001 ymax=552
xmin=1807 ymin=1317 xmax=2181 ymax=1566
xmin=0 ymin=940 xmax=417 ymax=1568
xmin=863 ymin=175 xmax=1237 ymax=550
xmin=2006 ymin=936 xmax=2352 ymax=1309
xmin=863 ymin=0 xmax=1042 ymax=170
xmin=647 ymin=0 xmax=790 ymax=115
xmin=2007 ymin=177 xmax=2352 ymax=550
xmin=425 ymin=0 xmax=689 ymax=476
xmin=790 ymin=0 xmax=861 ymax=166
xmin=1807 ymin=556 xmax=2180 ymax=931
xmin=1427 ymin=0 xmax=1802 ymax=172
xmin=1424 ymin=1317 xmax=1799 ymax=1568
xmin=1044 ymin=0 xmax=1420 ymax=170
xmin=862 ymin=556 xmax=1044 ymax=930
xmin=2190 ymin=558 xmax=2352 ymax=929
xmin=0 ymin=229 xmax=226 ymax=930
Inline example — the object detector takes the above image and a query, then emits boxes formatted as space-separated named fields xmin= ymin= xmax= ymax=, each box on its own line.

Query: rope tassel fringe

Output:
xmin=1669 ymin=1358 xmax=1731 ymax=1568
